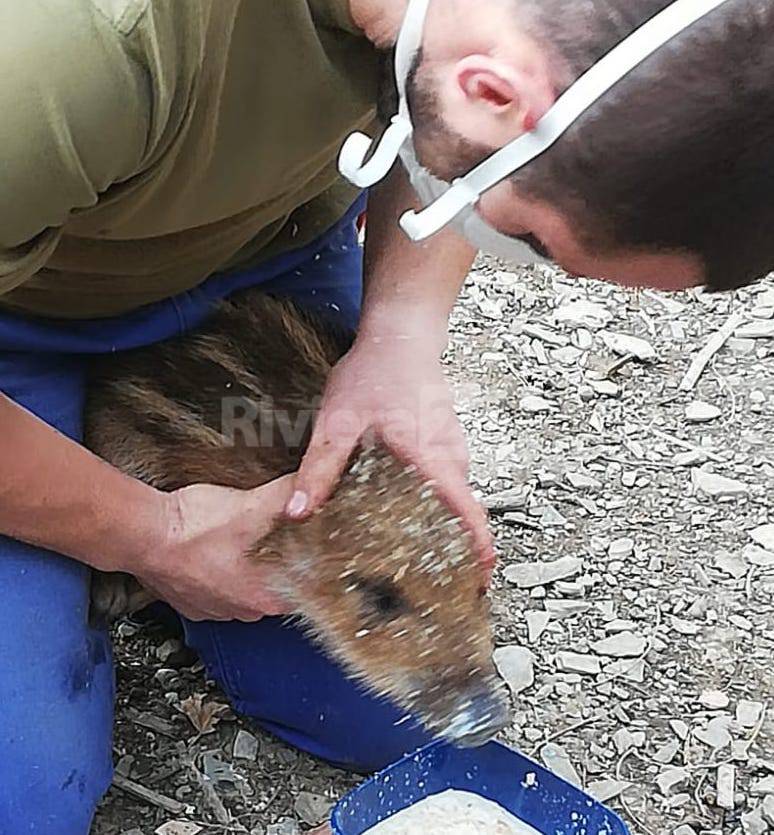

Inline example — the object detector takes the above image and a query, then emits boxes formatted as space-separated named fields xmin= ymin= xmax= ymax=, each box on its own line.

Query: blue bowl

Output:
xmin=332 ymin=740 xmax=631 ymax=835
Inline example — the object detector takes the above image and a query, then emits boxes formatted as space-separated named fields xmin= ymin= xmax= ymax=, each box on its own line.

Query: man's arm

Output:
xmin=358 ymin=165 xmax=476 ymax=355
xmin=0 ymin=395 xmax=168 ymax=571
xmin=290 ymin=166 xmax=495 ymax=565
xmin=0 ymin=393 xmax=297 ymax=620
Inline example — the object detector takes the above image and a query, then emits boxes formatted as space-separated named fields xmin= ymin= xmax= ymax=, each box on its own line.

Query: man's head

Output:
xmin=372 ymin=0 xmax=774 ymax=292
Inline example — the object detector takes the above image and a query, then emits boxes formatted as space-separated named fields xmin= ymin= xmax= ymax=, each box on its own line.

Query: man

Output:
xmin=1 ymin=0 xmax=771 ymax=831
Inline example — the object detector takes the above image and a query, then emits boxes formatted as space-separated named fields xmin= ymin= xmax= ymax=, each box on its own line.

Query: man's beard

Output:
xmin=376 ymin=49 xmax=494 ymax=183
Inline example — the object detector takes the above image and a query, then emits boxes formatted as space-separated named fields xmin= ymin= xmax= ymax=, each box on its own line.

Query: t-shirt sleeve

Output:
xmin=0 ymin=1 xmax=151 ymax=295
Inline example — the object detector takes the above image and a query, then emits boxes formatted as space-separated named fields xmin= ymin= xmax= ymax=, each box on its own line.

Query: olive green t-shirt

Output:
xmin=0 ymin=0 xmax=380 ymax=318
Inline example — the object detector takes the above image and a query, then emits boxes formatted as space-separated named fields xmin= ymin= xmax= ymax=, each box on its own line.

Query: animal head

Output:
xmin=261 ymin=444 xmax=508 ymax=747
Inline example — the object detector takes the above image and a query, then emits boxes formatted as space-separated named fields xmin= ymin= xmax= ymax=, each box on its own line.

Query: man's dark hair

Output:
xmin=511 ymin=0 xmax=774 ymax=291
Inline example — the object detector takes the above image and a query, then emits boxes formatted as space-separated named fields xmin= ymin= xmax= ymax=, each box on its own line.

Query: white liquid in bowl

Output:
xmin=362 ymin=789 xmax=542 ymax=834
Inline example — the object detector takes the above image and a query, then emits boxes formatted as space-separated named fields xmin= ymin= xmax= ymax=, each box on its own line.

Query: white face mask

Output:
xmin=339 ymin=0 xmax=732 ymax=265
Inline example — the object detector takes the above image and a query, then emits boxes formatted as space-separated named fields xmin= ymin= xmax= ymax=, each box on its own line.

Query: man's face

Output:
xmin=396 ymin=50 xmax=704 ymax=292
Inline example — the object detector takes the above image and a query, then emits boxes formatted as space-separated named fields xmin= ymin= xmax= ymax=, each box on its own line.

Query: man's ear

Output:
xmin=453 ymin=54 xmax=551 ymax=137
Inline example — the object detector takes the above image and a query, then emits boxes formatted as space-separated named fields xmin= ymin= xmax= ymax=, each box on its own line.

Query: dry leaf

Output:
xmin=177 ymin=694 xmax=228 ymax=735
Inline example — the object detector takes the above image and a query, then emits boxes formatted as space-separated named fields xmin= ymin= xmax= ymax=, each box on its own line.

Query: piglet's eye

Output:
xmin=357 ymin=578 xmax=409 ymax=621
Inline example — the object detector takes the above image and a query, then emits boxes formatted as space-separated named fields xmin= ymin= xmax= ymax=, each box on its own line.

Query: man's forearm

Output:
xmin=0 ymin=393 xmax=167 ymax=571
xmin=360 ymin=165 xmax=476 ymax=353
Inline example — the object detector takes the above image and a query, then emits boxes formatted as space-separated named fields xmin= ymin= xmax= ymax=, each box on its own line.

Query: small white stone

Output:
xmin=694 ymin=716 xmax=732 ymax=749
xmin=751 ymin=524 xmax=774 ymax=551
xmin=544 ymin=599 xmax=593 ymax=619
xmin=493 ymin=646 xmax=535 ymax=696
xmin=716 ymin=763 xmax=736 ymax=811
xmin=751 ymin=776 xmax=774 ymax=797
xmin=604 ymin=618 xmax=638 ymax=633
xmin=540 ymin=743 xmax=581 ymax=787
xmin=685 ymin=401 xmax=722 ymax=423
xmin=612 ymin=728 xmax=641 ymax=755
xmin=155 ymin=825 xmax=203 ymax=835
xmin=692 ymin=468 xmax=750 ymax=498
xmin=587 ymin=779 xmax=631 ymax=803
xmin=553 ymin=346 xmax=584 ymax=365
xmin=520 ymin=395 xmax=554 ymax=414
xmin=674 ymin=450 xmax=707 ymax=467
xmin=608 ymin=537 xmax=635 ymax=558
xmin=504 ymin=556 xmax=583 ymax=589
xmin=233 ymin=729 xmax=259 ymax=761
xmin=670 ymin=616 xmax=702 ymax=636
xmin=713 ymin=550 xmax=749 ymax=579
xmin=590 ymin=632 xmax=647 ymax=658
xmin=566 ymin=470 xmax=603 ymax=491
xmin=525 ymin=611 xmax=551 ymax=644
xmin=656 ymin=767 xmax=690 ymax=795
xmin=736 ymin=700 xmax=764 ymax=729
xmin=670 ymin=719 xmax=690 ymax=740
xmin=621 ymin=471 xmax=637 ymax=488
xmin=743 ymin=545 xmax=774 ymax=568
xmin=736 ymin=320 xmax=774 ymax=338
xmin=699 ymin=689 xmax=730 ymax=709
xmin=741 ymin=806 xmax=769 ymax=835
xmin=574 ymin=329 xmax=594 ymax=350
xmin=540 ymin=504 xmax=568 ymax=527
xmin=653 ymin=740 xmax=680 ymax=764
xmin=601 ymin=331 xmax=657 ymax=361
xmin=555 ymin=300 xmax=612 ymax=330
xmin=587 ymin=378 xmax=621 ymax=397
xmin=603 ymin=658 xmax=646 ymax=683
xmin=555 ymin=652 xmax=601 ymax=676
xmin=156 ymin=638 xmax=182 ymax=663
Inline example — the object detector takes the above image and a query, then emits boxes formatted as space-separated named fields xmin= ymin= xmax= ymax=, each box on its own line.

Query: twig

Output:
xmin=112 ymin=773 xmax=187 ymax=815
xmin=679 ymin=313 xmax=745 ymax=391
xmin=693 ymin=769 xmax=710 ymax=820
xmin=712 ymin=364 xmax=738 ymax=425
xmin=615 ymin=750 xmax=660 ymax=835
xmin=529 ymin=716 xmax=599 ymax=757
xmin=606 ymin=354 xmax=637 ymax=379
xmin=746 ymin=566 xmax=758 ymax=601
xmin=646 ymin=425 xmax=725 ymax=463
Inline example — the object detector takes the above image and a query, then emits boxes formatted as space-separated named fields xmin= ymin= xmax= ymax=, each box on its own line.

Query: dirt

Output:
xmin=92 ymin=259 xmax=774 ymax=835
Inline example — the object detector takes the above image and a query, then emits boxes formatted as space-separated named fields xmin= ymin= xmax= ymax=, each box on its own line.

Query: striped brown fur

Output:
xmin=85 ymin=291 xmax=506 ymax=745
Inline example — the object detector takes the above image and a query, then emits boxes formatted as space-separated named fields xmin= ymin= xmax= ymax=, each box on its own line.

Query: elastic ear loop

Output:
xmin=400 ymin=0 xmax=734 ymax=242
xmin=338 ymin=0 xmax=432 ymax=189
xmin=338 ymin=117 xmax=413 ymax=189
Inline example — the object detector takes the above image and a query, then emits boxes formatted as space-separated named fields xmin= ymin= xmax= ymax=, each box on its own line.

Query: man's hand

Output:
xmin=288 ymin=334 xmax=495 ymax=570
xmin=136 ymin=475 xmax=297 ymax=622
xmin=286 ymin=164 xmax=494 ymax=571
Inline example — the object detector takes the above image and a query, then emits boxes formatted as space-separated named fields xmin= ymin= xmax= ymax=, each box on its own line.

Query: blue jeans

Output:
xmin=0 ymin=198 xmax=431 ymax=835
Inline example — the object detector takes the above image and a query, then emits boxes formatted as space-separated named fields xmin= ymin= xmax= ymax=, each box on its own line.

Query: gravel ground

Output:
xmin=92 ymin=260 xmax=774 ymax=835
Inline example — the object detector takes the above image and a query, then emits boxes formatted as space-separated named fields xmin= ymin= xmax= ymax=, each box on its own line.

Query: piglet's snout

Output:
xmin=441 ymin=680 xmax=510 ymax=748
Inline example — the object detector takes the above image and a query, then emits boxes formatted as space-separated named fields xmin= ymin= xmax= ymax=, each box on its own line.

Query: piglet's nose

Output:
xmin=442 ymin=682 xmax=510 ymax=748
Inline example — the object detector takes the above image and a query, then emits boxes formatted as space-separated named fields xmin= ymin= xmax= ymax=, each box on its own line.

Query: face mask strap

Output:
xmin=400 ymin=0 xmax=733 ymax=242
xmin=338 ymin=0 xmax=431 ymax=189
